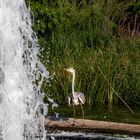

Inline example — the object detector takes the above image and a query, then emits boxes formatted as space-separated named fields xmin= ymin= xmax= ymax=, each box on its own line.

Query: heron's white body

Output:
xmin=65 ymin=68 xmax=85 ymax=125
xmin=73 ymin=98 xmax=79 ymax=106
xmin=65 ymin=68 xmax=85 ymax=105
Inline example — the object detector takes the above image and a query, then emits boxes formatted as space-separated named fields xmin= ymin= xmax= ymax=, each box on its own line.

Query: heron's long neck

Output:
xmin=72 ymin=72 xmax=75 ymax=98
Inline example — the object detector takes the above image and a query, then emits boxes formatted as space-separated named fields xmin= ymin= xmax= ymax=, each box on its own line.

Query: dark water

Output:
xmin=46 ymin=132 xmax=140 ymax=140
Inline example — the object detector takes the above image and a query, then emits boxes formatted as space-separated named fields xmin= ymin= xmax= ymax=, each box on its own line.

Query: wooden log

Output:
xmin=45 ymin=117 xmax=140 ymax=135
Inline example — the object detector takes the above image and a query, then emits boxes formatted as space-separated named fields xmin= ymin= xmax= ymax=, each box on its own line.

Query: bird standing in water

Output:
xmin=65 ymin=68 xmax=85 ymax=126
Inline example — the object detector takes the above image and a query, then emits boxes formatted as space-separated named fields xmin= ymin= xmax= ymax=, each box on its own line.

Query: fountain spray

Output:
xmin=0 ymin=0 xmax=49 ymax=139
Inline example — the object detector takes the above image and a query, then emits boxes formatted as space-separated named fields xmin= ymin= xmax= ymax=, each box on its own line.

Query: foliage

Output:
xmin=25 ymin=0 xmax=140 ymax=112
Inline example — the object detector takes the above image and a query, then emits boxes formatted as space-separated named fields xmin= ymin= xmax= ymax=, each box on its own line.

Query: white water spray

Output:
xmin=0 ymin=0 xmax=49 ymax=140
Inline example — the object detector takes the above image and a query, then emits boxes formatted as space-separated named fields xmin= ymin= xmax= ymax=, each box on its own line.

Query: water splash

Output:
xmin=0 ymin=0 xmax=49 ymax=140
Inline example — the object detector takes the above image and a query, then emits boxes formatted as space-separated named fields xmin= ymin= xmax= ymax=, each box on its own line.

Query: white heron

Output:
xmin=65 ymin=68 xmax=85 ymax=126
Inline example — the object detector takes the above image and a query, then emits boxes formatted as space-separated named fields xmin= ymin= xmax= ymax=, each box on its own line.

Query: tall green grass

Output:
xmin=42 ymin=35 xmax=140 ymax=111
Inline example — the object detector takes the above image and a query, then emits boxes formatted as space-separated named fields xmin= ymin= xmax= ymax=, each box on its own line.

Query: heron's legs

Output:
xmin=80 ymin=103 xmax=85 ymax=126
xmin=72 ymin=105 xmax=76 ymax=126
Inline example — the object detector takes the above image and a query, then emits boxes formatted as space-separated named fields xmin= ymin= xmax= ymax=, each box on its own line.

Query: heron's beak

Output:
xmin=64 ymin=68 xmax=69 ymax=72
xmin=64 ymin=68 xmax=74 ymax=73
